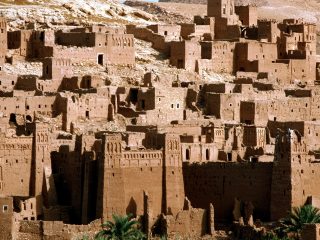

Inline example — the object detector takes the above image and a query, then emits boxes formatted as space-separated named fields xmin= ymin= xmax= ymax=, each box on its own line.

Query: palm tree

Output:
xmin=277 ymin=205 xmax=320 ymax=239
xmin=95 ymin=214 xmax=146 ymax=240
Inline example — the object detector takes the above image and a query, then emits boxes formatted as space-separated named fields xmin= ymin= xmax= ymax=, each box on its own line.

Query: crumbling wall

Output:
xmin=165 ymin=207 xmax=208 ymax=238
xmin=15 ymin=219 xmax=101 ymax=240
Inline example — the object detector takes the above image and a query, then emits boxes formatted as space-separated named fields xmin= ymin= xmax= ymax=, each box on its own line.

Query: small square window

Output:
xmin=3 ymin=205 xmax=8 ymax=212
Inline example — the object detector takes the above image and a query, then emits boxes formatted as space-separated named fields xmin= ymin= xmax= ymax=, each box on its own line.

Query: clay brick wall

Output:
xmin=235 ymin=5 xmax=257 ymax=26
xmin=181 ymin=136 xmax=219 ymax=163
xmin=170 ymin=41 xmax=201 ymax=71
xmin=148 ymin=25 xmax=181 ymax=38
xmin=136 ymin=88 xmax=156 ymax=111
xmin=136 ymin=87 xmax=187 ymax=125
xmin=8 ymin=30 xmax=33 ymax=58
xmin=268 ymin=97 xmax=311 ymax=122
xmin=56 ymin=32 xmax=96 ymax=47
xmin=72 ymin=25 xmax=125 ymax=34
xmin=257 ymin=60 xmax=289 ymax=85
xmin=15 ymin=219 xmax=101 ymax=240
xmin=269 ymin=129 xmax=320 ymax=220
xmin=15 ymin=76 xmax=38 ymax=92
xmin=42 ymin=57 xmax=72 ymax=80
xmin=15 ymin=197 xmax=37 ymax=221
xmin=0 ymin=73 xmax=19 ymax=92
xmin=15 ymin=220 xmax=42 ymax=240
xmin=58 ymin=92 xmax=110 ymax=131
xmin=215 ymin=21 xmax=241 ymax=40
xmin=207 ymin=0 xmax=237 ymax=22
xmin=242 ymin=126 xmax=266 ymax=148
xmin=105 ymin=34 xmax=135 ymax=66
xmin=0 ymin=197 xmax=13 ymax=239
xmin=0 ymin=17 xmax=7 ymax=67
xmin=240 ymin=100 xmax=268 ymax=126
xmin=183 ymin=162 xmax=273 ymax=222
xmin=200 ymin=41 xmax=235 ymax=73
xmin=126 ymin=25 xmax=154 ymax=42
xmin=97 ymin=133 xmax=185 ymax=227
xmin=180 ymin=24 xmax=197 ymax=39
xmin=25 ymin=96 xmax=56 ymax=118
xmin=236 ymin=42 xmax=277 ymax=71
xmin=165 ymin=207 xmax=208 ymax=237
xmin=52 ymin=47 xmax=96 ymax=63
xmin=97 ymin=134 xmax=164 ymax=221
xmin=162 ymin=134 xmax=185 ymax=216
xmin=0 ymin=135 xmax=32 ymax=197
xmin=127 ymin=25 xmax=173 ymax=54
xmin=0 ymin=97 xmax=28 ymax=118
xmin=206 ymin=93 xmax=241 ymax=121
xmin=258 ymin=20 xmax=280 ymax=43
xmin=289 ymin=58 xmax=316 ymax=84
xmin=8 ymin=30 xmax=54 ymax=59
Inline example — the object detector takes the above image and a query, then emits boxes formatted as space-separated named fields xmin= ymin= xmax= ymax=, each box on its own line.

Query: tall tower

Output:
xmin=32 ymin=121 xmax=56 ymax=216
xmin=270 ymin=129 xmax=307 ymax=221
xmin=207 ymin=0 xmax=240 ymax=39
xmin=207 ymin=0 xmax=236 ymax=19
xmin=97 ymin=134 xmax=125 ymax=221
xmin=163 ymin=134 xmax=185 ymax=216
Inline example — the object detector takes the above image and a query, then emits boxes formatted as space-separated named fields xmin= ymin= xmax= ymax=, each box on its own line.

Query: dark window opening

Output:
xmin=141 ymin=100 xmax=145 ymax=110
xmin=223 ymin=5 xmax=226 ymax=14
xmin=86 ymin=111 xmax=89 ymax=118
xmin=177 ymin=59 xmax=184 ymax=69
xmin=186 ymin=149 xmax=190 ymax=161
xmin=40 ymin=32 xmax=44 ymax=42
xmin=206 ymin=149 xmax=210 ymax=160
xmin=9 ymin=113 xmax=17 ymax=125
xmin=98 ymin=54 xmax=104 ymax=65
xmin=227 ymin=152 xmax=232 ymax=162
xmin=26 ymin=115 xmax=32 ymax=122
xmin=3 ymin=205 xmax=8 ymax=212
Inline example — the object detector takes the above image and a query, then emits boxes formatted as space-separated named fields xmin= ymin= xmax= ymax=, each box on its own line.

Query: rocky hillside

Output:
xmin=153 ymin=0 xmax=320 ymax=23
xmin=0 ymin=0 xmax=157 ymax=30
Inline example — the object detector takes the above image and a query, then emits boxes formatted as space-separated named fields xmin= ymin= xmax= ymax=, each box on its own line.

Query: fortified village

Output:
xmin=0 ymin=0 xmax=320 ymax=239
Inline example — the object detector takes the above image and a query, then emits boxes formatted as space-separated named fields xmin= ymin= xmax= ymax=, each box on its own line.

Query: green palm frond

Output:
xmin=277 ymin=205 xmax=320 ymax=238
xmin=94 ymin=214 xmax=146 ymax=240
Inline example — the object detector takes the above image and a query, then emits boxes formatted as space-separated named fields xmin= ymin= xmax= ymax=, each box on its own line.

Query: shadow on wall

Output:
xmin=126 ymin=197 xmax=137 ymax=217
